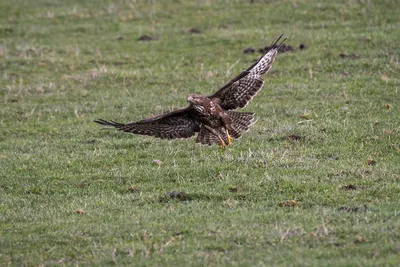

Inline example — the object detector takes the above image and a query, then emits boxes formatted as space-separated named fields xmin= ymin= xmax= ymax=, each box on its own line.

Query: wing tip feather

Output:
xmin=271 ymin=33 xmax=287 ymax=50
xmin=94 ymin=119 xmax=124 ymax=127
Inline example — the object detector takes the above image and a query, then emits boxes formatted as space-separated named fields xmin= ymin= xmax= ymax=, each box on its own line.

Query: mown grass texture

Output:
xmin=0 ymin=0 xmax=399 ymax=266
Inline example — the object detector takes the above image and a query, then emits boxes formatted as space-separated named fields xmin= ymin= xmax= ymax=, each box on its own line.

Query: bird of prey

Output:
xmin=95 ymin=34 xmax=286 ymax=147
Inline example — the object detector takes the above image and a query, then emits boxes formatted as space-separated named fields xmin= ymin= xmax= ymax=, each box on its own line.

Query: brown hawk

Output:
xmin=95 ymin=34 xmax=286 ymax=146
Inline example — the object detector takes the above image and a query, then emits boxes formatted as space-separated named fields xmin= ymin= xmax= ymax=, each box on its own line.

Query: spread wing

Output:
xmin=94 ymin=107 xmax=201 ymax=139
xmin=209 ymin=34 xmax=286 ymax=110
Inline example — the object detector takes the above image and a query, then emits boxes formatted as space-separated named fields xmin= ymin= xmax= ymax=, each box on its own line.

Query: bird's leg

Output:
xmin=220 ymin=113 xmax=233 ymax=147
xmin=203 ymin=125 xmax=226 ymax=148
xmin=218 ymin=135 xmax=226 ymax=149
xmin=225 ymin=128 xmax=233 ymax=146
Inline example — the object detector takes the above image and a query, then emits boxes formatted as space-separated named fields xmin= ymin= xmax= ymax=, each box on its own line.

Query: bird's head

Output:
xmin=187 ymin=94 xmax=204 ymax=105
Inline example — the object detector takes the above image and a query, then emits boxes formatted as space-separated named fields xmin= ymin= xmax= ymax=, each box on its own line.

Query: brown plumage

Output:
xmin=95 ymin=34 xmax=286 ymax=146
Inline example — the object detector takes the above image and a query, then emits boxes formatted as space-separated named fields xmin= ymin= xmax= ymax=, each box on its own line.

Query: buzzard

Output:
xmin=95 ymin=34 xmax=286 ymax=147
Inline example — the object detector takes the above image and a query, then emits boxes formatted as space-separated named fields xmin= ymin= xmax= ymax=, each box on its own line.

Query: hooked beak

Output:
xmin=187 ymin=95 xmax=194 ymax=103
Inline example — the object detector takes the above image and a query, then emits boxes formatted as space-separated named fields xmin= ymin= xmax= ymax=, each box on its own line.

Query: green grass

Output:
xmin=1 ymin=0 xmax=400 ymax=265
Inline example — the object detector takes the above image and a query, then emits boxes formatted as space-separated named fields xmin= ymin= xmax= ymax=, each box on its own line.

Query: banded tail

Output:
xmin=196 ymin=111 xmax=255 ymax=145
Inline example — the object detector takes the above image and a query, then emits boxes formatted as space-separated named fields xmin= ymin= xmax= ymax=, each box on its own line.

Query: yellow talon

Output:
xmin=226 ymin=129 xmax=233 ymax=146
xmin=218 ymin=135 xmax=226 ymax=149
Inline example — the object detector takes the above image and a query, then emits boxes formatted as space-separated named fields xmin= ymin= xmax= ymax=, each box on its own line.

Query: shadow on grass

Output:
xmin=158 ymin=191 xmax=247 ymax=203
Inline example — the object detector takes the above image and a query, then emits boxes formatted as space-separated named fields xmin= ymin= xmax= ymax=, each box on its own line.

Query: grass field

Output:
xmin=1 ymin=0 xmax=400 ymax=265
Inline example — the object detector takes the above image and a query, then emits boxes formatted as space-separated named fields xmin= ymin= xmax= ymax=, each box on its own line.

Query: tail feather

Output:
xmin=227 ymin=111 xmax=255 ymax=138
xmin=196 ymin=126 xmax=226 ymax=145
xmin=196 ymin=111 xmax=255 ymax=145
